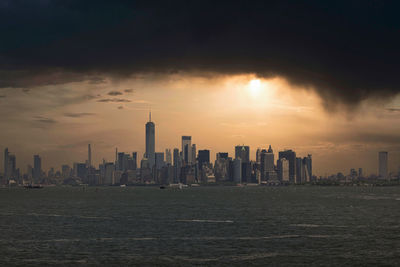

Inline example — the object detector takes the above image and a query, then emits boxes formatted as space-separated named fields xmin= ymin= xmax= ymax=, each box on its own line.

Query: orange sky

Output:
xmin=1 ymin=73 xmax=400 ymax=176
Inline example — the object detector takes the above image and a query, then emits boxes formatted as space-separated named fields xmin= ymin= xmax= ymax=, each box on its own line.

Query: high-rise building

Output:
xmin=278 ymin=150 xmax=296 ymax=183
xmin=62 ymin=165 xmax=71 ymax=179
xmin=173 ymin=148 xmax=181 ymax=183
xmin=117 ymin=152 xmax=125 ymax=171
xmin=182 ymin=136 xmax=192 ymax=164
xmin=7 ymin=155 xmax=16 ymax=180
xmin=145 ymin=112 xmax=155 ymax=168
xmin=3 ymin=148 xmax=9 ymax=181
xmin=277 ymin=158 xmax=289 ymax=182
xmin=235 ymin=145 xmax=250 ymax=163
xmin=295 ymin=157 xmax=304 ymax=183
xmin=379 ymin=151 xmax=388 ymax=178
xmin=131 ymin=152 xmax=137 ymax=170
xmin=165 ymin=149 xmax=172 ymax=165
xmin=33 ymin=155 xmax=42 ymax=183
xmin=256 ymin=148 xmax=261 ymax=164
xmin=233 ymin=158 xmax=242 ymax=183
xmin=155 ymin=152 xmax=165 ymax=170
xmin=191 ymin=144 xmax=196 ymax=165
xmin=88 ymin=144 xmax=92 ymax=168
xmin=198 ymin=150 xmax=210 ymax=168
xmin=303 ymin=155 xmax=312 ymax=182
xmin=260 ymin=146 xmax=275 ymax=181
xmin=216 ymin=152 xmax=228 ymax=160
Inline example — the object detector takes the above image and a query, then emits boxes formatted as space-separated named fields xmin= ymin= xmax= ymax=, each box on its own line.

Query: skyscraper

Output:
xmin=155 ymin=152 xmax=165 ymax=170
xmin=235 ymin=145 xmax=250 ymax=163
xmin=33 ymin=155 xmax=42 ymax=183
xmin=88 ymin=144 xmax=92 ymax=168
xmin=165 ymin=149 xmax=172 ymax=165
xmin=132 ymin=152 xmax=138 ymax=170
xmin=278 ymin=150 xmax=296 ymax=183
xmin=198 ymin=150 xmax=210 ymax=168
xmin=233 ymin=158 xmax=242 ymax=183
xmin=379 ymin=151 xmax=388 ymax=178
xmin=191 ymin=144 xmax=196 ymax=164
xmin=182 ymin=136 xmax=192 ymax=164
xmin=145 ymin=112 xmax=155 ymax=168
xmin=3 ymin=148 xmax=9 ymax=181
xmin=260 ymin=146 xmax=275 ymax=181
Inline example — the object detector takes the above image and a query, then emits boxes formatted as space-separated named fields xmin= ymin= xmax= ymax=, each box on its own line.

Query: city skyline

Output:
xmin=1 ymin=113 xmax=397 ymax=180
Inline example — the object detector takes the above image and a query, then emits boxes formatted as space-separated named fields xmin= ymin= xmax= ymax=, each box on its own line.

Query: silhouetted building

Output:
xmin=260 ymin=146 xmax=275 ymax=181
xmin=278 ymin=150 xmax=296 ymax=183
xmin=233 ymin=158 xmax=242 ymax=183
xmin=165 ymin=149 xmax=172 ymax=165
xmin=379 ymin=151 xmax=388 ymax=179
xmin=145 ymin=112 xmax=155 ymax=168
xmin=33 ymin=155 xmax=42 ymax=183
xmin=235 ymin=145 xmax=250 ymax=163
xmin=216 ymin=152 xmax=228 ymax=160
xmin=277 ymin=158 xmax=289 ymax=182
xmin=155 ymin=152 xmax=165 ymax=170
xmin=198 ymin=150 xmax=210 ymax=168
xmin=182 ymin=136 xmax=192 ymax=165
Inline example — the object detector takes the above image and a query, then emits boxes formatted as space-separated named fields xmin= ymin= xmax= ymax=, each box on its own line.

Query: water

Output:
xmin=1 ymin=186 xmax=399 ymax=266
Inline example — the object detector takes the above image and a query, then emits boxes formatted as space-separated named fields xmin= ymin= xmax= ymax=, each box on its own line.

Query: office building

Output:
xmin=260 ymin=146 xmax=275 ymax=181
xmin=216 ymin=152 xmax=228 ymax=160
xmin=278 ymin=150 xmax=296 ymax=183
xmin=277 ymin=158 xmax=290 ymax=182
xmin=145 ymin=112 xmax=155 ymax=168
xmin=155 ymin=152 xmax=165 ymax=170
xmin=198 ymin=150 xmax=210 ymax=168
xmin=182 ymin=136 xmax=192 ymax=164
xmin=33 ymin=155 xmax=42 ymax=183
xmin=233 ymin=158 xmax=242 ymax=183
xmin=165 ymin=149 xmax=172 ymax=165
xmin=235 ymin=145 xmax=250 ymax=163
xmin=379 ymin=151 xmax=388 ymax=178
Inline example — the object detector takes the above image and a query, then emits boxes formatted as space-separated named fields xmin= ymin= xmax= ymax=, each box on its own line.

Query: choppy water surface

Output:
xmin=1 ymin=186 xmax=399 ymax=266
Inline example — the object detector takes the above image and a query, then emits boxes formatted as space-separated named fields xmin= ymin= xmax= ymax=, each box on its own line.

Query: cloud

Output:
xmin=124 ymin=89 xmax=134 ymax=93
xmin=1 ymin=1 xmax=400 ymax=109
xmin=117 ymin=106 xmax=124 ymax=109
xmin=0 ymin=95 xmax=6 ymax=98
xmin=97 ymin=98 xmax=131 ymax=103
xmin=64 ymin=112 xmax=96 ymax=118
xmin=33 ymin=116 xmax=57 ymax=124
xmin=107 ymin=90 xmax=123 ymax=96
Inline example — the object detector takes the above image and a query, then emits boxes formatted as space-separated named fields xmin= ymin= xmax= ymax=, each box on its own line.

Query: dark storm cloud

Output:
xmin=1 ymin=0 xmax=400 ymax=108
xmin=97 ymin=98 xmax=131 ymax=103
xmin=64 ymin=112 xmax=96 ymax=118
xmin=0 ymin=95 xmax=6 ymax=98
xmin=107 ymin=90 xmax=123 ymax=96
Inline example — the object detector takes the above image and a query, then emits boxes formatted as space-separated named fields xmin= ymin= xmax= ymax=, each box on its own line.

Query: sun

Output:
xmin=248 ymin=79 xmax=262 ymax=97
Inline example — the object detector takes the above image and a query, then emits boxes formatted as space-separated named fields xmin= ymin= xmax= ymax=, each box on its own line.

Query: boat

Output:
xmin=159 ymin=186 xmax=166 ymax=189
xmin=24 ymin=185 xmax=43 ymax=189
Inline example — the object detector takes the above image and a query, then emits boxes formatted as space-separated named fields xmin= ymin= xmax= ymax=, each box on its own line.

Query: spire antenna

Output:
xmin=149 ymin=110 xmax=152 ymax=122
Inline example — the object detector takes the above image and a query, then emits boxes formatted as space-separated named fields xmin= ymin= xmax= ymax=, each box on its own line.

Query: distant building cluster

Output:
xmin=0 ymin=114 xmax=398 ymax=186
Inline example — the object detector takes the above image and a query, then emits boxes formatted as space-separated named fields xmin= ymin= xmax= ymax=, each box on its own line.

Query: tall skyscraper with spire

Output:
xmin=145 ymin=112 xmax=155 ymax=167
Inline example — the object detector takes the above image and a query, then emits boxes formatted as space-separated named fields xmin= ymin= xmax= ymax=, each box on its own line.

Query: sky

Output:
xmin=1 ymin=0 xmax=400 ymax=176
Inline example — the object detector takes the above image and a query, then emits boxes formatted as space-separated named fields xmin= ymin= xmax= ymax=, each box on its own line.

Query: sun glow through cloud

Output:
xmin=248 ymin=79 xmax=262 ymax=97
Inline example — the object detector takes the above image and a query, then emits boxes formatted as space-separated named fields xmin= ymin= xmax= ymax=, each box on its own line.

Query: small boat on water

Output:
xmin=24 ymin=185 xmax=43 ymax=189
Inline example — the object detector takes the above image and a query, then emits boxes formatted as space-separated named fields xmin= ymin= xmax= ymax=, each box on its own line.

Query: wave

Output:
xmin=176 ymin=219 xmax=234 ymax=223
